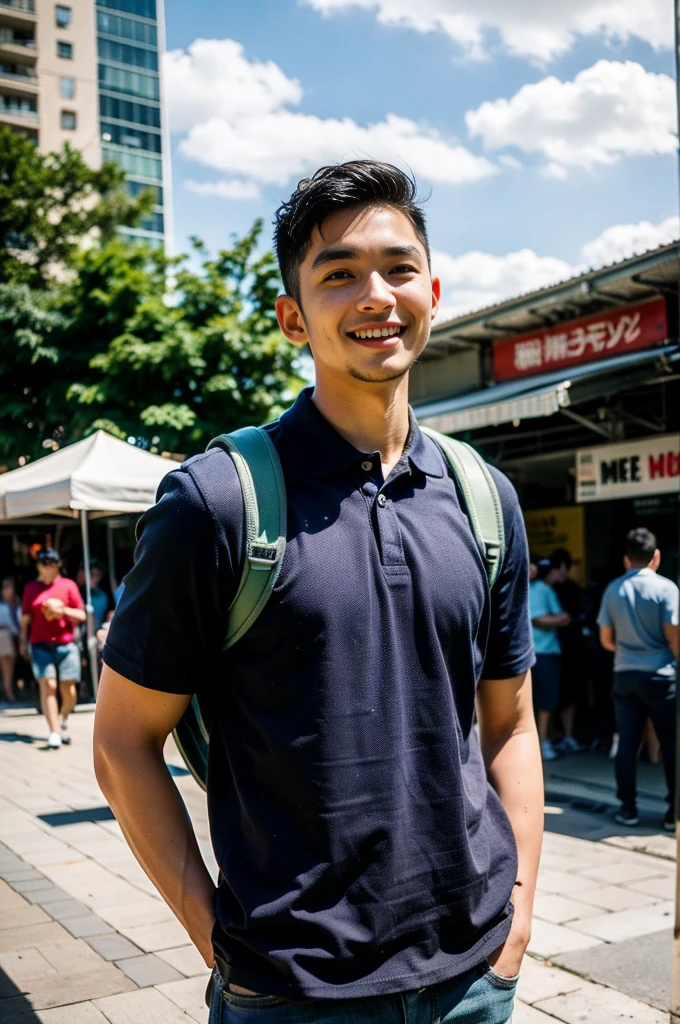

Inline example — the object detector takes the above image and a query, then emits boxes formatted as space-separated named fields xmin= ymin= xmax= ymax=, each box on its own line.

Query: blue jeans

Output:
xmin=207 ymin=962 xmax=518 ymax=1023
xmin=613 ymin=669 xmax=676 ymax=811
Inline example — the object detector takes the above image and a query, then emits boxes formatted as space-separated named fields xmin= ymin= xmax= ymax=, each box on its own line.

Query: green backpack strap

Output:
xmin=421 ymin=427 xmax=505 ymax=590
xmin=207 ymin=425 xmax=287 ymax=649
xmin=172 ymin=425 xmax=287 ymax=792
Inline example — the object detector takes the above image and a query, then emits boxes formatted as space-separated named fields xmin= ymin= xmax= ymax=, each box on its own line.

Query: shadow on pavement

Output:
xmin=0 ymin=732 xmax=42 ymax=745
xmin=0 ymin=967 xmax=43 ymax=1023
xmin=38 ymin=806 xmax=115 ymax=827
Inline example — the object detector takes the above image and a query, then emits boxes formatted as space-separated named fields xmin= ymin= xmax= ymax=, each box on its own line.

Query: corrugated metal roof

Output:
xmin=427 ymin=239 xmax=680 ymax=355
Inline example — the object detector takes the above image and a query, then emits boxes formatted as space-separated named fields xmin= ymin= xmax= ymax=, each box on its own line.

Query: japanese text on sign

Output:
xmin=493 ymin=297 xmax=667 ymax=382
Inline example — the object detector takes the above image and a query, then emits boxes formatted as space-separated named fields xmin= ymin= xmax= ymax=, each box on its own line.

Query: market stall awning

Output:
xmin=0 ymin=430 xmax=174 ymax=520
xmin=413 ymin=345 xmax=680 ymax=435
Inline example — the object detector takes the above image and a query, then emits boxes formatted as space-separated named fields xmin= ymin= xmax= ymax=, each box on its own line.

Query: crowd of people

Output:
xmin=0 ymin=547 xmax=117 ymax=747
xmin=530 ymin=526 xmax=679 ymax=831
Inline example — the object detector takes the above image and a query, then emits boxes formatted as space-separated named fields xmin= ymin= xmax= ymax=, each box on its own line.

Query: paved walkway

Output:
xmin=0 ymin=704 xmax=676 ymax=1023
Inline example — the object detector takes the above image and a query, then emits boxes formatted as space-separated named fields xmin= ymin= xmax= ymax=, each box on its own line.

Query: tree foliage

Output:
xmin=0 ymin=129 xmax=304 ymax=465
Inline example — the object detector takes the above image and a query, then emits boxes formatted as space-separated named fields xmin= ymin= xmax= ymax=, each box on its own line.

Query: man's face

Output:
xmin=277 ymin=204 xmax=440 ymax=386
xmin=91 ymin=567 xmax=103 ymax=588
xmin=37 ymin=560 xmax=59 ymax=584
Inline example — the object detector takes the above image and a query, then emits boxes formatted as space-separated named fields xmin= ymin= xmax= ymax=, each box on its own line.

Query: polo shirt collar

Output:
xmin=279 ymin=387 xmax=444 ymax=480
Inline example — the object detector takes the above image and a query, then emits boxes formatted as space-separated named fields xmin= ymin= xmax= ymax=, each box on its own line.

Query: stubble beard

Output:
xmin=346 ymin=349 xmax=420 ymax=385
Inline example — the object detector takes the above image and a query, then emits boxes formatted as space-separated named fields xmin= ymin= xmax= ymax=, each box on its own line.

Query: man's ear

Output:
xmin=276 ymin=295 xmax=308 ymax=348
xmin=623 ymin=555 xmax=631 ymax=571
xmin=430 ymin=276 xmax=441 ymax=322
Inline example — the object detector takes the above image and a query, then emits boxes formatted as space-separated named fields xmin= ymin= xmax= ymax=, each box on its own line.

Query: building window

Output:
xmin=60 ymin=76 xmax=75 ymax=100
xmin=57 ymin=40 xmax=73 ymax=59
xmin=55 ymin=5 xmax=71 ymax=28
xmin=98 ymin=64 xmax=159 ymax=101
xmin=98 ymin=0 xmax=157 ymax=19
xmin=97 ymin=38 xmax=158 ymax=71
xmin=61 ymin=110 xmax=77 ymax=130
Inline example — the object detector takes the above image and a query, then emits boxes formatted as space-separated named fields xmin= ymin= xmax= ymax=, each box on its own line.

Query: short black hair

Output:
xmin=550 ymin=548 xmax=572 ymax=571
xmin=274 ymin=160 xmax=430 ymax=302
xmin=625 ymin=527 xmax=657 ymax=565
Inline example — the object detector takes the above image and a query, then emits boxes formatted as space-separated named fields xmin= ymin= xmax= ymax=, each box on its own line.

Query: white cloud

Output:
xmin=580 ymin=215 xmax=680 ymax=268
xmin=302 ymin=0 xmax=671 ymax=62
xmin=180 ymin=111 xmax=495 ymax=188
xmin=185 ymin=179 xmax=261 ymax=200
xmin=433 ymin=214 xmax=679 ymax=320
xmin=433 ymin=248 xmax=573 ymax=320
xmin=164 ymin=39 xmax=302 ymax=134
xmin=164 ymin=38 xmax=496 ymax=196
xmin=466 ymin=61 xmax=676 ymax=177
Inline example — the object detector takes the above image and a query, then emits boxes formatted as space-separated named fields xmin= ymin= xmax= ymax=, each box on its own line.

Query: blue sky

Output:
xmin=163 ymin=0 xmax=677 ymax=319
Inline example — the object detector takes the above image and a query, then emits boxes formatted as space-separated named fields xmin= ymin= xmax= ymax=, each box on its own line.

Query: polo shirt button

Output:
xmin=361 ymin=461 xmax=373 ymax=472
xmin=377 ymin=493 xmax=387 ymax=507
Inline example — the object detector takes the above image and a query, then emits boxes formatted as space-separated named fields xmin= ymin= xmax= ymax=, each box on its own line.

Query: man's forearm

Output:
xmin=94 ymin=743 xmax=216 ymax=964
xmin=485 ymin=729 xmax=544 ymax=937
xmin=65 ymin=607 xmax=87 ymax=623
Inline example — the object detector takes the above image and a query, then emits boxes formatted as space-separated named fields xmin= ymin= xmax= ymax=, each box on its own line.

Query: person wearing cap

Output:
xmin=20 ymin=548 xmax=86 ymax=749
xmin=529 ymin=557 xmax=570 ymax=761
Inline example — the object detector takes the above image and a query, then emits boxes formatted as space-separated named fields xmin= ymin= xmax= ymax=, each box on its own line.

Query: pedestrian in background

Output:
xmin=0 ymin=576 xmax=19 ymax=703
xmin=598 ymin=527 xmax=679 ymax=831
xmin=549 ymin=549 xmax=587 ymax=753
xmin=530 ymin=558 xmax=570 ymax=761
xmin=20 ymin=548 xmax=86 ymax=749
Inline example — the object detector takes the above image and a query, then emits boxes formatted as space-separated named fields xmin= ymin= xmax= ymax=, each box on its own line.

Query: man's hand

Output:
xmin=42 ymin=598 xmax=65 ymax=621
xmin=487 ymin=901 xmax=530 ymax=978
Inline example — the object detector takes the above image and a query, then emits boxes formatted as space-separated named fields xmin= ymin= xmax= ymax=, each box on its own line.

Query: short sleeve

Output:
xmin=67 ymin=580 xmax=85 ymax=610
xmin=596 ymin=586 xmax=613 ymax=628
xmin=103 ymin=456 xmax=241 ymax=695
xmin=662 ymin=583 xmax=679 ymax=626
xmin=481 ymin=467 xmax=535 ymax=680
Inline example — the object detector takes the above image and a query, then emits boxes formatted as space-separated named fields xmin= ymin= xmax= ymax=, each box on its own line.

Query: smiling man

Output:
xmin=94 ymin=161 xmax=542 ymax=1024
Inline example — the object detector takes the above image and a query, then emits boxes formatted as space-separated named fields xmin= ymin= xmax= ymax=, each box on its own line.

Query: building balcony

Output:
xmin=0 ymin=0 xmax=36 ymax=31
xmin=0 ymin=65 xmax=37 ymax=92
xmin=0 ymin=105 xmax=38 ymax=132
xmin=0 ymin=37 xmax=36 ymax=62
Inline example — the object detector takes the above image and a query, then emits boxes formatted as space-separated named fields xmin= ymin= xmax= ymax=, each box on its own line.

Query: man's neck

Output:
xmin=311 ymin=374 xmax=411 ymax=479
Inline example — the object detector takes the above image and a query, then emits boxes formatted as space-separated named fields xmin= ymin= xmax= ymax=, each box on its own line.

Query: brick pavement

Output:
xmin=0 ymin=704 xmax=676 ymax=1023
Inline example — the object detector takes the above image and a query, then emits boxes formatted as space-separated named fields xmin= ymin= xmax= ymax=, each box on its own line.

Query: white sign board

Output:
xmin=576 ymin=434 xmax=680 ymax=503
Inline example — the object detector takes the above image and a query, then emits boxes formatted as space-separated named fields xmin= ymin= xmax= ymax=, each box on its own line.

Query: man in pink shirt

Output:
xmin=21 ymin=548 xmax=86 ymax=749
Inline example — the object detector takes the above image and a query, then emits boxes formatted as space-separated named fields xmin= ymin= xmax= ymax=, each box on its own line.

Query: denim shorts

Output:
xmin=30 ymin=642 xmax=81 ymax=683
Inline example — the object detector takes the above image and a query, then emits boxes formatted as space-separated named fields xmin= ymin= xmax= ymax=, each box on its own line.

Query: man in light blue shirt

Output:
xmin=530 ymin=561 xmax=570 ymax=761
xmin=598 ymin=527 xmax=679 ymax=831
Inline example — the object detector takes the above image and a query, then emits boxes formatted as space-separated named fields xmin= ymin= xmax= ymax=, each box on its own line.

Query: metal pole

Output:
xmin=79 ymin=510 xmax=100 ymax=699
xmin=671 ymin=1 xmax=680 ymax=1016
xmin=106 ymin=522 xmax=118 ymax=593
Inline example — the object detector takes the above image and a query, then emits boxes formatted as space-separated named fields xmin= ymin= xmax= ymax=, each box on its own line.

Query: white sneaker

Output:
xmin=541 ymin=740 xmax=558 ymax=761
xmin=47 ymin=731 xmax=62 ymax=749
xmin=60 ymin=722 xmax=71 ymax=745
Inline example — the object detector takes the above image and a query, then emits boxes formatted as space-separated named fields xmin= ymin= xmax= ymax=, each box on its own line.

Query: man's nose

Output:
xmin=357 ymin=272 xmax=395 ymax=312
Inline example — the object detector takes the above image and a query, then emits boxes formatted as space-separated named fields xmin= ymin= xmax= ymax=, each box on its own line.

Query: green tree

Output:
xmin=62 ymin=220 xmax=304 ymax=456
xmin=0 ymin=125 xmax=152 ymax=286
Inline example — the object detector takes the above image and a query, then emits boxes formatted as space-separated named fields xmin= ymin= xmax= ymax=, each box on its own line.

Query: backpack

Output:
xmin=173 ymin=424 xmax=506 ymax=791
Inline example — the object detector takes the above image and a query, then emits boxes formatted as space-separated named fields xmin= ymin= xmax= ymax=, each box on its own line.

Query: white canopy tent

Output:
xmin=0 ymin=431 xmax=173 ymax=692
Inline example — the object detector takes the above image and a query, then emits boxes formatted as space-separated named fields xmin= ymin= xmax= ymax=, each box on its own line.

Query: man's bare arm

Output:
xmin=599 ymin=625 xmax=616 ymax=652
xmin=476 ymin=671 xmax=543 ymax=975
xmin=663 ymin=623 xmax=679 ymax=659
xmin=93 ymin=666 xmax=216 ymax=966
xmin=532 ymin=613 xmax=570 ymax=629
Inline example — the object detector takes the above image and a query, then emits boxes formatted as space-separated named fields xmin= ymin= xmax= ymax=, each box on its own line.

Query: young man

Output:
xmin=95 ymin=161 xmax=542 ymax=1024
xmin=598 ymin=527 xmax=679 ymax=831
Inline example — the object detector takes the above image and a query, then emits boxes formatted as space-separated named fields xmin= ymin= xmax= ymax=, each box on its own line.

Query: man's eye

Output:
xmin=324 ymin=270 xmax=353 ymax=281
xmin=391 ymin=264 xmax=416 ymax=274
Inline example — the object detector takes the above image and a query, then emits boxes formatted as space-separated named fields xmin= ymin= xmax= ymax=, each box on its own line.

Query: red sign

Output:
xmin=493 ymin=297 xmax=667 ymax=381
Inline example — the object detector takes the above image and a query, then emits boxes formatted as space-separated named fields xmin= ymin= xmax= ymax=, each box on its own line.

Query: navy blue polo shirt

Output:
xmin=104 ymin=387 xmax=534 ymax=1001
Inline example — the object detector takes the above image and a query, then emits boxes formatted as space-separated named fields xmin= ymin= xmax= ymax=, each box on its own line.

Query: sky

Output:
xmin=162 ymin=0 xmax=678 ymax=322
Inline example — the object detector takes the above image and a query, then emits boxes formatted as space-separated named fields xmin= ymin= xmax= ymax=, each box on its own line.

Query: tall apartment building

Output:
xmin=0 ymin=0 xmax=170 ymax=245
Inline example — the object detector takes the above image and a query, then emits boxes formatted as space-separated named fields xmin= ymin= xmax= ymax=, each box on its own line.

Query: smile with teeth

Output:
xmin=349 ymin=326 xmax=404 ymax=339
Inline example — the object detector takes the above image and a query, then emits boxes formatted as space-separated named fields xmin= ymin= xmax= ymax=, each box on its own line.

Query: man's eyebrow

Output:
xmin=311 ymin=246 xmax=358 ymax=269
xmin=311 ymin=243 xmax=423 ymax=270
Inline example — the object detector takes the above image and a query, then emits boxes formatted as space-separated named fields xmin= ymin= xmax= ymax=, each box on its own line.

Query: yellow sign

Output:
xmin=524 ymin=506 xmax=586 ymax=586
